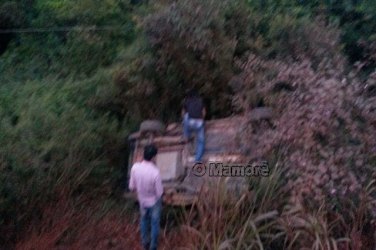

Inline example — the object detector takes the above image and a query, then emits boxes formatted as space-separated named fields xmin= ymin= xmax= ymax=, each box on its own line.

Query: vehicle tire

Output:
xmin=139 ymin=120 xmax=165 ymax=135
xmin=248 ymin=107 xmax=273 ymax=121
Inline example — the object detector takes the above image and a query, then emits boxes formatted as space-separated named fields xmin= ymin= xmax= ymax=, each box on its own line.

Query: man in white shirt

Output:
xmin=129 ymin=144 xmax=163 ymax=250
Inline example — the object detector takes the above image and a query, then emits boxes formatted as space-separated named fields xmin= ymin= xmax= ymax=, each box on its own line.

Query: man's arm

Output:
xmin=181 ymin=108 xmax=186 ymax=119
xmin=202 ymin=107 xmax=206 ymax=119
xmin=182 ymin=98 xmax=187 ymax=119
xmin=128 ymin=167 xmax=136 ymax=191
xmin=155 ymin=173 xmax=163 ymax=198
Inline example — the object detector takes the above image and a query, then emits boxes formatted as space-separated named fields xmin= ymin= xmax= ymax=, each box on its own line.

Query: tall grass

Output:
xmin=180 ymin=164 xmax=286 ymax=249
xmin=175 ymin=164 xmax=375 ymax=250
xmin=279 ymin=180 xmax=376 ymax=250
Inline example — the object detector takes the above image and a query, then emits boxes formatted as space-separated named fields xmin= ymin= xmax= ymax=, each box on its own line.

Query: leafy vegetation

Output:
xmin=0 ymin=0 xmax=375 ymax=248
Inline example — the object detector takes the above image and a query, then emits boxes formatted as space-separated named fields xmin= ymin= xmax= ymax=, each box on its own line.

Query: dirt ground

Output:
xmin=14 ymin=196 xmax=190 ymax=250
xmin=16 ymin=214 xmax=188 ymax=250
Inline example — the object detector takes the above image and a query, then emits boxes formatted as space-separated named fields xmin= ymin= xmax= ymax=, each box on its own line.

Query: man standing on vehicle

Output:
xmin=128 ymin=144 xmax=163 ymax=250
xmin=182 ymin=88 xmax=206 ymax=162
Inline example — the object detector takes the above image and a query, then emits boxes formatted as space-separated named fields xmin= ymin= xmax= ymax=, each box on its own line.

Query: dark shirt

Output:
xmin=184 ymin=96 xmax=204 ymax=119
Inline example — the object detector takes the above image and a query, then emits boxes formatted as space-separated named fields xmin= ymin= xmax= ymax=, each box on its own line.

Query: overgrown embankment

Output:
xmin=0 ymin=0 xmax=375 ymax=248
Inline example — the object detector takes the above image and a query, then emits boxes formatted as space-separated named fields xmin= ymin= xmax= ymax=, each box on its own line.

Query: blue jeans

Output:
xmin=183 ymin=114 xmax=205 ymax=162
xmin=140 ymin=198 xmax=162 ymax=250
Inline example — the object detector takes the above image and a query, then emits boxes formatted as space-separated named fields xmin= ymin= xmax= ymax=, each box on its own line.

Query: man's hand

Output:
xmin=123 ymin=191 xmax=137 ymax=200
xmin=202 ymin=107 xmax=206 ymax=119
xmin=123 ymin=192 xmax=127 ymax=199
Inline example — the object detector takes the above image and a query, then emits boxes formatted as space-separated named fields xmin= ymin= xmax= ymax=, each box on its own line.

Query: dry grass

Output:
xmin=15 ymin=169 xmax=376 ymax=250
xmin=15 ymin=196 xmax=190 ymax=250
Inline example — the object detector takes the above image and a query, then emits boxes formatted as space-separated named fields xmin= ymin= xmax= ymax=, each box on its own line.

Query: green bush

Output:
xmin=0 ymin=0 xmax=375 ymax=247
xmin=0 ymin=73 xmax=127 ymax=244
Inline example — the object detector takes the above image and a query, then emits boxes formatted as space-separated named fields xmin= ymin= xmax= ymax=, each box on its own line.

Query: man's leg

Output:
xmin=195 ymin=122 xmax=205 ymax=162
xmin=140 ymin=207 xmax=151 ymax=250
xmin=150 ymin=198 xmax=162 ymax=250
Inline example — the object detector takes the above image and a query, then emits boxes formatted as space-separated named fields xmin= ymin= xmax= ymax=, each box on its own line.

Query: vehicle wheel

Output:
xmin=139 ymin=120 xmax=165 ymax=135
xmin=248 ymin=107 xmax=273 ymax=121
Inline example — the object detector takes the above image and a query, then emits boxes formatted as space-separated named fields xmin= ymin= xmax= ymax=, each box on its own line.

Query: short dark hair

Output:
xmin=144 ymin=144 xmax=158 ymax=161
xmin=186 ymin=88 xmax=199 ymax=98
